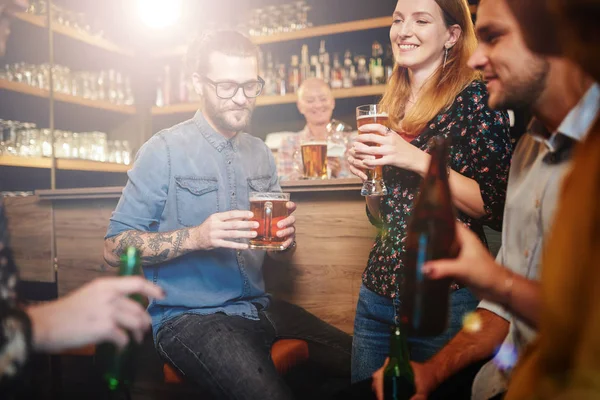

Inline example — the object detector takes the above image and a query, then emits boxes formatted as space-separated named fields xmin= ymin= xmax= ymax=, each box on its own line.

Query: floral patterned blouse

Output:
xmin=363 ymin=80 xmax=512 ymax=299
xmin=0 ymin=200 xmax=32 ymax=392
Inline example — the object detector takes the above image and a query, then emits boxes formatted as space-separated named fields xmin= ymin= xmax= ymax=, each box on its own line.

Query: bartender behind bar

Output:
xmin=267 ymin=77 xmax=352 ymax=180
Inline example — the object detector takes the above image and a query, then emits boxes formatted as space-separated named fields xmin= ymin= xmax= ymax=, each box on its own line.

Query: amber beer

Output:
xmin=356 ymin=104 xmax=390 ymax=196
xmin=301 ymin=142 xmax=328 ymax=179
xmin=400 ymin=136 xmax=458 ymax=337
xmin=356 ymin=114 xmax=390 ymax=181
xmin=249 ymin=192 xmax=290 ymax=251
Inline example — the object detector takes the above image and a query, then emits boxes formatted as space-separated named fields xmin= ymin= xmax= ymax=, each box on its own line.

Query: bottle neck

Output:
xmin=389 ymin=326 xmax=411 ymax=364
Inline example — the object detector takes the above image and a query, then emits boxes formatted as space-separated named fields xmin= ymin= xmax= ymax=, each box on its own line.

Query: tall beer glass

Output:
xmin=356 ymin=104 xmax=390 ymax=196
xmin=301 ymin=141 xmax=328 ymax=179
xmin=249 ymin=192 xmax=290 ymax=251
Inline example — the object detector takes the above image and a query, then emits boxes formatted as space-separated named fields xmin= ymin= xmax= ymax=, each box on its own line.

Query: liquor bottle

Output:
xmin=370 ymin=41 xmax=385 ymax=85
xmin=384 ymin=44 xmax=395 ymax=83
xmin=178 ymin=58 xmax=188 ymax=103
xmin=354 ymin=56 xmax=371 ymax=86
xmin=97 ymin=247 xmax=146 ymax=392
xmin=330 ymin=53 xmax=343 ymax=89
xmin=264 ymin=52 xmax=278 ymax=96
xmin=322 ymin=52 xmax=331 ymax=85
xmin=310 ymin=55 xmax=322 ymax=79
xmin=318 ymin=40 xmax=329 ymax=82
xmin=276 ymin=64 xmax=287 ymax=96
xmin=288 ymin=55 xmax=301 ymax=93
xmin=342 ymin=50 xmax=354 ymax=88
xmin=400 ymin=136 xmax=458 ymax=336
xmin=384 ymin=325 xmax=416 ymax=400
xmin=300 ymin=44 xmax=311 ymax=84
xmin=162 ymin=65 xmax=171 ymax=106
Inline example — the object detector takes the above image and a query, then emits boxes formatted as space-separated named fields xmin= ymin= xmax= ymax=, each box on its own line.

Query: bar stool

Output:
xmin=163 ymin=339 xmax=309 ymax=384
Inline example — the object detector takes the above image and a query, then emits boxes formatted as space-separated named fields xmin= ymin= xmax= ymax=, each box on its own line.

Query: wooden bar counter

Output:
xmin=5 ymin=178 xmax=377 ymax=334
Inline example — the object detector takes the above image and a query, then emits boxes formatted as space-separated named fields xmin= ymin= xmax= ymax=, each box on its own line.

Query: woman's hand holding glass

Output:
xmin=353 ymin=123 xmax=431 ymax=177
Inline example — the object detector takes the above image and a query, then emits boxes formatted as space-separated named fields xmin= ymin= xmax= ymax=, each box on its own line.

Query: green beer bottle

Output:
xmin=98 ymin=247 xmax=145 ymax=391
xmin=384 ymin=325 xmax=416 ymax=400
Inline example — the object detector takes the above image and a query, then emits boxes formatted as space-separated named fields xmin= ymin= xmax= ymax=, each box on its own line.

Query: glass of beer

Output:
xmin=356 ymin=104 xmax=390 ymax=196
xmin=249 ymin=192 xmax=290 ymax=251
xmin=300 ymin=141 xmax=328 ymax=179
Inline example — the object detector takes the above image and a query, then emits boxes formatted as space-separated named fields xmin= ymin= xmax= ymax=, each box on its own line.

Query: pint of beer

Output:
xmin=356 ymin=104 xmax=390 ymax=196
xmin=301 ymin=141 xmax=328 ymax=179
xmin=249 ymin=192 xmax=290 ymax=251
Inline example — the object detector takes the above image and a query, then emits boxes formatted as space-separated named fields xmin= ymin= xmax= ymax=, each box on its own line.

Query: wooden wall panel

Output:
xmin=265 ymin=191 xmax=377 ymax=334
xmin=4 ymin=196 xmax=54 ymax=282
xmin=54 ymin=199 xmax=119 ymax=296
xmin=25 ymin=187 xmax=376 ymax=334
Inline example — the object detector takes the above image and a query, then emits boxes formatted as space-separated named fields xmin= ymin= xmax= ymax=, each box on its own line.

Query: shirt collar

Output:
xmin=529 ymin=83 xmax=600 ymax=151
xmin=193 ymin=110 xmax=239 ymax=152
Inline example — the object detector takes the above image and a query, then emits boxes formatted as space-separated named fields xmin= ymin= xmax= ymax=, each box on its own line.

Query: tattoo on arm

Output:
xmin=110 ymin=228 xmax=193 ymax=267
xmin=113 ymin=231 xmax=144 ymax=258
xmin=141 ymin=249 xmax=170 ymax=264
xmin=174 ymin=229 xmax=191 ymax=257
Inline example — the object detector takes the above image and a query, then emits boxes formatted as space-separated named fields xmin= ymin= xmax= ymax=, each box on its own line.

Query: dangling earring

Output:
xmin=443 ymin=46 xmax=449 ymax=70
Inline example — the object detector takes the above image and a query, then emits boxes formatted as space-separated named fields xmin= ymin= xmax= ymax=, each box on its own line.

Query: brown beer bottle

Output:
xmin=400 ymin=136 xmax=459 ymax=337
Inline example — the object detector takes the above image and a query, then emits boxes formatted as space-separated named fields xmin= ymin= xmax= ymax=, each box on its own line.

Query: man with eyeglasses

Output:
xmin=104 ymin=30 xmax=352 ymax=400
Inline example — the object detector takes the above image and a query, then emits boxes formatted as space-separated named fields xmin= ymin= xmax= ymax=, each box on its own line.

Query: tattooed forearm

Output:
xmin=141 ymin=249 xmax=170 ymax=264
xmin=105 ymin=227 xmax=196 ymax=267
xmin=113 ymin=231 xmax=145 ymax=258
xmin=173 ymin=228 xmax=191 ymax=257
xmin=148 ymin=233 xmax=173 ymax=252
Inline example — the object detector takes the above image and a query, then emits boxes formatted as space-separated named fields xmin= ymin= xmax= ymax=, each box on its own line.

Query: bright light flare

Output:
xmin=138 ymin=0 xmax=182 ymax=29
xmin=462 ymin=312 xmax=483 ymax=333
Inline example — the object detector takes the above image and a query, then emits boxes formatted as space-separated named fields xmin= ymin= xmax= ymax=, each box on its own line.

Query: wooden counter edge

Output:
xmin=35 ymin=179 xmax=363 ymax=200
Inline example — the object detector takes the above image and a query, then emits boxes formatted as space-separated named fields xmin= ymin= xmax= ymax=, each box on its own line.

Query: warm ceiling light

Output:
xmin=138 ymin=0 xmax=182 ymax=29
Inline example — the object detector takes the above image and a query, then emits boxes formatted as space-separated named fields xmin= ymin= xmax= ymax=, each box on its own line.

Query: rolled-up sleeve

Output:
xmin=477 ymin=245 xmax=511 ymax=321
xmin=462 ymin=101 xmax=512 ymax=231
xmin=106 ymin=134 xmax=170 ymax=238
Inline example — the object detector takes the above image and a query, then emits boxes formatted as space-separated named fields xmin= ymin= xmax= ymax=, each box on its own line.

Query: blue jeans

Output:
xmin=156 ymin=299 xmax=352 ymax=400
xmin=351 ymin=284 xmax=478 ymax=383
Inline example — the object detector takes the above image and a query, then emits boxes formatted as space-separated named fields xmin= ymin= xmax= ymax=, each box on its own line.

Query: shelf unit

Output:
xmin=152 ymin=84 xmax=387 ymax=115
xmin=0 ymin=79 xmax=136 ymax=114
xmin=2 ymin=6 xmax=139 ymax=187
xmin=0 ymin=155 xmax=130 ymax=173
xmin=154 ymin=4 xmax=477 ymax=58
xmin=14 ymin=12 xmax=134 ymax=56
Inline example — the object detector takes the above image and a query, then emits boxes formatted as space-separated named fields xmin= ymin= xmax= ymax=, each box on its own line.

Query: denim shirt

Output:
xmin=106 ymin=111 xmax=279 ymax=338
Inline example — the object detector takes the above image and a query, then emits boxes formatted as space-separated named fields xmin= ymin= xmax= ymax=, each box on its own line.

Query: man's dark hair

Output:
xmin=187 ymin=30 xmax=259 ymax=77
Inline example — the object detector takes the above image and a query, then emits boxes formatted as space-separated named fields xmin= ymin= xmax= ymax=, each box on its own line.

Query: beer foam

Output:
xmin=357 ymin=113 xmax=388 ymax=120
xmin=301 ymin=141 xmax=327 ymax=146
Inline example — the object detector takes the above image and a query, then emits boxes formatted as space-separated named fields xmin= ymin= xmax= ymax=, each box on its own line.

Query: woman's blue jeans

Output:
xmin=351 ymin=284 xmax=478 ymax=383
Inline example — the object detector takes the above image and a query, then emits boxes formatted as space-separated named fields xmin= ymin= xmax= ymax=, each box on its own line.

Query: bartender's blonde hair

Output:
xmin=380 ymin=0 xmax=480 ymax=136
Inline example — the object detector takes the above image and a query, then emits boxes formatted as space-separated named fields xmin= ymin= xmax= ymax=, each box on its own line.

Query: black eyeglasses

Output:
xmin=203 ymin=76 xmax=265 ymax=99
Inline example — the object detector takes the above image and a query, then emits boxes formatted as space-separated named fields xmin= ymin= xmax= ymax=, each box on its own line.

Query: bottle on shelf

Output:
xmin=300 ymin=44 xmax=311 ymax=84
xmin=322 ymin=52 xmax=331 ymax=85
xmin=343 ymin=50 xmax=355 ymax=89
xmin=276 ymin=64 xmax=287 ymax=96
xmin=384 ymin=44 xmax=395 ymax=83
xmin=330 ymin=53 xmax=343 ymax=89
xmin=318 ymin=40 xmax=330 ymax=83
xmin=370 ymin=41 xmax=386 ymax=85
xmin=162 ymin=65 xmax=172 ymax=106
xmin=264 ymin=52 xmax=279 ymax=96
xmin=354 ymin=55 xmax=371 ymax=87
xmin=177 ymin=59 xmax=188 ymax=104
xmin=401 ymin=136 xmax=458 ymax=336
xmin=310 ymin=55 xmax=322 ymax=79
xmin=288 ymin=55 xmax=301 ymax=94
xmin=383 ymin=325 xmax=416 ymax=400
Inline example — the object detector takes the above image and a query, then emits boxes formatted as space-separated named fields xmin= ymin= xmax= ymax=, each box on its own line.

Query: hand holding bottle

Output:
xmin=27 ymin=276 xmax=164 ymax=353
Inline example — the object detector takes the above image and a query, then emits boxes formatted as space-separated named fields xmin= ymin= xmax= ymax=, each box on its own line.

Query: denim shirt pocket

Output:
xmin=175 ymin=176 xmax=219 ymax=227
xmin=247 ymin=175 xmax=272 ymax=193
